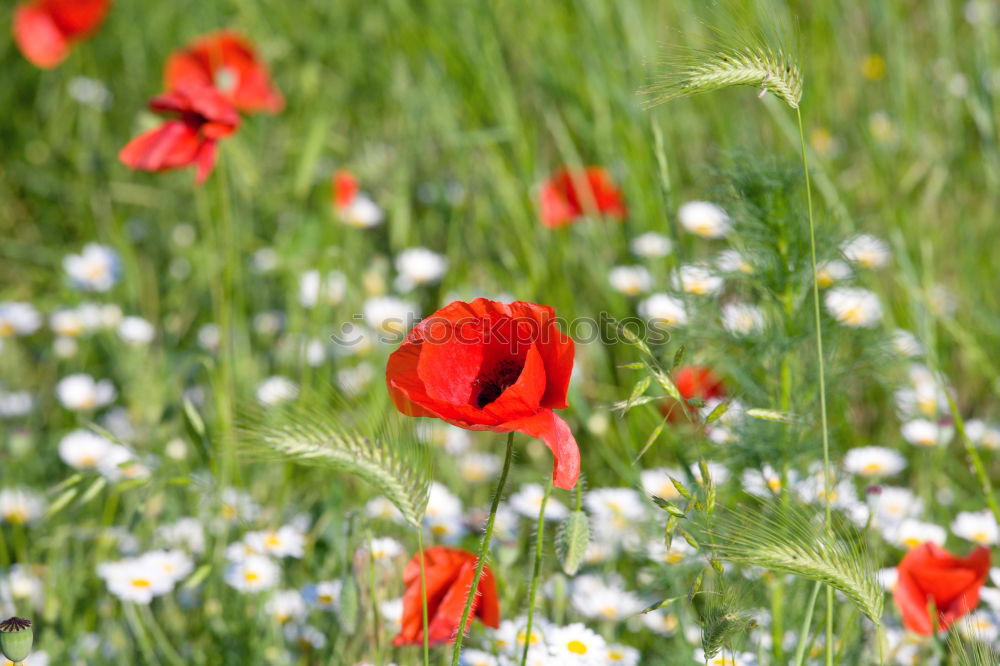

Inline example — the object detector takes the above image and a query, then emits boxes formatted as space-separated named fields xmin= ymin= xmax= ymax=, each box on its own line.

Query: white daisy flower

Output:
xmin=49 ymin=308 xmax=86 ymax=337
xmin=871 ymin=487 xmax=922 ymax=527
xmin=606 ymin=644 xmax=640 ymax=666
xmin=458 ymin=649 xmax=498 ymax=666
xmin=364 ymin=497 xmax=404 ymax=523
xmin=843 ymin=446 xmax=906 ymax=477
xmin=570 ymin=574 xmax=643 ymax=622
xmin=841 ymin=234 xmax=890 ymax=269
xmin=117 ymin=316 xmax=155 ymax=345
xmin=366 ymin=537 xmax=403 ymax=563
xmin=509 ymin=483 xmax=569 ymax=521
xmin=608 ymin=266 xmax=653 ymax=296
xmin=630 ymin=231 xmax=672 ymax=258
xmin=889 ymin=519 xmax=947 ymax=550
xmin=901 ymin=419 xmax=953 ymax=447
xmin=876 ymin=567 xmax=898 ymax=592
xmin=363 ymin=296 xmax=419 ymax=337
xmin=197 ymin=323 xmax=221 ymax=351
xmin=98 ymin=558 xmax=174 ymax=603
xmin=690 ymin=461 xmax=730 ymax=486
xmin=219 ymin=487 xmax=260 ymax=524
xmin=966 ymin=420 xmax=1000 ymax=450
xmin=815 ymin=260 xmax=852 ymax=288
xmin=97 ymin=444 xmax=151 ymax=482
xmin=298 ymin=270 xmax=347 ymax=308
xmin=245 ymin=526 xmax=306 ymax=559
xmin=716 ymin=249 xmax=754 ymax=274
xmin=0 ymin=488 xmax=45 ymax=525
xmin=638 ymin=293 xmax=687 ymax=328
xmin=952 ymin=510 xmax=999 ymax=545
xmin=824 ymin=287 xmax=883 ymax=327
xmin=394 ymin=247 xmax=448 ymax=291
xmin=489 ymin=617 xmax=548 ymax=656
xmin=224 ymin=554 xmax=280 ymax=592
xmin=954 ymin=610 xmax=1000 ymax=642
xmin=891 ymin=329 xmax=923 ymax=357
xmin=0 ymin=389 xmax=34 ymax=419
xmin=585 ymin=488 xmax=646 ymax=539
xmin=692 ymin=649 xmax=757 ymax=666
xmin=251 ymin=247 xmax=279 ymax=273
xmin=283 ymin=623 xmax=328 ymax=649
xmin=640 ymin=467 xmax=684 ymax=501
xmin=265 ymin=589 xmax=308 ymax=624
xmin=256 ymin=376 xmax=299 ymax=406
xmin=336 ymin=362 xmax=375 ymax=397
xmin=339 ymin=192 xmax=384 ymax=228
xmin=721 ymin=302 xmax=765 ymax=335
xmin=302 ymin=580 xmax=341 ymax=610
xmin=642 ymin=609 xmax=679 ymax=635
xmin=140 ymin=550 xmax=194 ymax=584
xmin=56 ymin=373 xmax=116 ymax=411
xmin=457 ymin=452 xmax=500 ymax=483
xmin=647 ymin=538 xmax=696 ymax=565
xmin=673 ymin=264 xmax=723 ymax=296
xmin=378 ymin=597 xmax=404 ymax=632
xmin=425 ymin=481 xmax=463 ymax=519
xmin=740 ymin=465 xmax=789 ymax=497
xmin=58 ymin=429 xmax=113 ymax=470
xmin=64 ymin=243 xmax=120 ymax=291
xmin=548 ymin=623 xmax=609 ymax=664
xmin=0 ymin=302 xmax=42 ymax=337
xmin=68 ymin=76 xmax=112 ymax=109
xmin=678 ymin=201 xmax=730 ymax=238
xmin=156 ymin=518 xmax=206 ymax=554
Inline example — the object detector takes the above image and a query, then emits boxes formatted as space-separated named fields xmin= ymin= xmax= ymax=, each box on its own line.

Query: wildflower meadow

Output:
xmin=4 ymin=1 xmax=1000 ymax=665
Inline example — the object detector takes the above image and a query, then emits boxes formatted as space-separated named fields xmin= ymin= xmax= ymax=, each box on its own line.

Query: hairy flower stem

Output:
xmin=520 ymin=480 xmax=552 ymax=666
xmin=791 ymin=581 xmax=822 ymax=666
xmin=416 ymin=526 xmax=430 ymax=666
xmin=450 ymin=432 xmax=515 ymax=666
xmin=796 ymin=106 xmax=835 ymax=666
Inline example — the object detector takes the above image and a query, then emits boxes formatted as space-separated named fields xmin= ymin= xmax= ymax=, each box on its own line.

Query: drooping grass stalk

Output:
xmin=795 ymin=106 xmax=835 ymax=666
xmin=945 ymin=387 xmax=1000 ymax=527
xmin=791 ymin=581 xmax=822 ymax=666
xmin=416 ymin=525 xmax=430 ymax=666
xmin=450 ymin=432 xmax=515 ymax=666
xmin=519 ymin=480 xmax=552 ymax=666
xmin=139 ymin=603 xmax=185 ymax=666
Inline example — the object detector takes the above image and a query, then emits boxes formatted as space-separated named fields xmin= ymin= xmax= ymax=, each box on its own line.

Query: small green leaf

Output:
xmin=556 ymin=511 xmax=590 ymax=576
xmin=672 ymin=345 xmax=686 ymax=370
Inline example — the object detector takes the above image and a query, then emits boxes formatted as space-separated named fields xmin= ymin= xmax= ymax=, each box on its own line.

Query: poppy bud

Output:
xmin=0 ymin=616 xmax=33 ymax=663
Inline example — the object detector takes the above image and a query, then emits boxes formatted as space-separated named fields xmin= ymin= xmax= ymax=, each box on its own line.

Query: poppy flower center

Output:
xmin=473 ymin=358 xmax=523 ymax=408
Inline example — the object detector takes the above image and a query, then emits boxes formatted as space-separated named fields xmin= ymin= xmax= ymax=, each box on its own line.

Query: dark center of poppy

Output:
xmin=474 ymin=358 xmax=523 ymax=408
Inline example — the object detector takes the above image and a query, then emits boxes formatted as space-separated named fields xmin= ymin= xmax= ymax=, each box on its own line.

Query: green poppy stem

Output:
xmin=450 ymin=431 xmax=515 ymax=666
xmin=519 ymin=479 xmax=552 ymax=666
xmin=416 ymin=525 xmax=430 ymax=666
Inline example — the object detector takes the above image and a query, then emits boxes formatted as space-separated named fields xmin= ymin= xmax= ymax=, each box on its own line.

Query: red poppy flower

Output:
xmin=13 ymin=0 xmax=111 ymax=69
xmin=333 ymin=170 xmax=359 ymax=210
xmin=394 ymin=547 xmax=500 ymax=646
xmin=661 ymin=365 xmax=726 ymax=422
xmin=165 ymin=31 xmax=283 ymax=114
xmin=539 ymin=167 xmax=627 ymax=230
xmin=386 ymin=299 xmax=578 ymax=490
xmin=893 ymin=542 xmax=990 ymax=635
xmin=119 ymin=85 xmax=240 ymax=185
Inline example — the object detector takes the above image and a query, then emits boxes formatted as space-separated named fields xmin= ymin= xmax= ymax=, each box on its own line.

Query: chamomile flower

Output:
xmin=58 ymin=429 xmax=113 ymax=470
xmin=630 ymin=231 xmax=672 ymax=258
xmin=284 ymin=623 xmax=328 ymax=650
xmin=584 ymin=488 xmax=646 ymax=536
xmin=740 ymin=465 xmax=789 ymax=497
xmin=843 ymin=446 xmax=906 ymax=477
xmin=336 ymin=362 xmax=375 ymax=396
xmin=0 ymin=302 xmax=42 ymax=337
xmin=378 ymin=597 xmax=404 ymax=633
xmin=0 ymin=488 xmax=45 ymax=525
xmin=509 ymin=483 xmax=569 ymax=521
xmin=824 ymin=287 xmax=883 ymax=327
xmin=871 ymin=487 xmax=922 ymax=527
xmin=877 ymin=568 xmax=899 ymax=592
xmin=337 ymin=189 xmax=384 ymax=228
xmin=64 ymin=243 xmax=120 ymax=291
xmin=256 ymin=376 xmax=299 ymax=406
xmin=608 ymin=266 xmax=652 ymax=296
xmin=298 ymin=270 xmax=347 ymax=308
xmin=606 ymin=644 xmax=640 ymax=666
xmin=50 ymin=308 xmax=87 ymax=337
xmin=363 ymin=296 xmax=419 ymax=337
xmin=0 ymin=389 xmax=34 ymax=418
xmin=302 ymin=580 xmax=341 ymax=610
xmin=489 ymin=618 xmax=548 ymax=656
xmin=265 ymin=589 xmax=308 ymax=623
xmin=366 ymin=537 xmax=403 ymax=563
xmin=56 ymin=373 xmax=116 ymax=410
xmin=692 ymin=649 xmax=757 ymax=666
xmin=219 ymin=487 xmax=260 ymax=524
xmin=889 ymin=519 xmax=947 ymax=549
xmin=891 ymin=329 xmax=923 ymax=357
xmin=841 ymin=234 xmax=890 ymax=269
xmin=815 ymin=259 xmax=852 ymax=288
xmin=954 ymin=610 xmax=1000 ymax=642
xmin=690 ymin=461 xmax=730 ymax=486
xmin=1 ymin=565 xmax=44 ymax=611
xmin=97 ymin=444 xmax=151 ymax=482
xmin=901 ymin=419 xmax=953 ymax=447
xmin=966 ymin=420 xmax=1000 ymax=450
xmin=673 ymin=264 xmax=723 ymax=296
xmin=98 ymin=558 xmax=174 ymax=603
xmin=721 ymin=302 xmax=765 ymax=335
xmin=394 ymin=247 xmax=448 ymax=291
xmin=952 ymin=510 xmax=999 ymax=545
xmin=716 ymin=249 xmax=754 ymax=274
xmin=458 ymin=452 xmax=501 ymax=483
xmin=224 ymin=554 xmax=280 ymax=592
xmin=458 ymin=649 xmax=498 ymax=666
xmin=364 ymin=496 xmax=404 ymax=523
xmin=117 ymin=316 xmax=155 ymax=345
xmin=642 ymin=609 xmax=680 ymax=635
xmin=141 ymin=550 xmax=194 ymax=584
xmin=638 ymin=293 xmax=687 ymax=328
xmin=570 ymin=574 xmax=643 ymax=621
xmin=156 ymin=518 xmax=206 ymax=554
xmin=648 ymin=538 xmax=696 ymax=565
xmin=640 ymin=468 xmax=684 ymax=501
xmin=425 ymin=482 xmax=463 ymax=520
xmin=548 ymin=623 xmax=609 ymax=664
xmin=678 ymin=201 xmax=731 ymax=238
xmin=245 ymin=526 xmax=306 ymax=559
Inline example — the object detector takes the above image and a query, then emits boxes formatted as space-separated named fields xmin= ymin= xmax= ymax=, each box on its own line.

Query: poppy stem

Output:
xmin=791 ymin=580 xmax=822 ymax=666
xmin=450 ymin=431 xmax=515 ymax=666
xmin=415 ymin=525 xmax=430 ymax=666
xmin=519 ymin=479 xmax=552 ymax=666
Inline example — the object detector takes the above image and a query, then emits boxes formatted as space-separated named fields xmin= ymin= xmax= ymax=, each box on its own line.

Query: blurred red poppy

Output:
xmin=333 ymin=170 xmax=359 ymax=210
xmin=894 ymin=542 xmax=989 ymax=635
xmin=165 ymin=31 xmax=283 ymax=114
xmin=539 ymin=167 xmax=627 ymax=230
xmin=386 ymin=298 xmax=579 ymax=490
xmin=13 ymin=0 xmax=111 ymax=69
xmin=118 ymin=86 xmax=240 ymax=185
xmin=394 ymin=547 xmax=500 ymax=646
xmin=661 ymin=365 xmax=726 ymax=422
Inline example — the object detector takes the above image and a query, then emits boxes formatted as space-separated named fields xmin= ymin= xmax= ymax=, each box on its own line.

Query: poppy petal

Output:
xmin=13 ymin=4 xmax=70 ymax=68
xmin=504 ymin=408 xmax=579 ymax=490
xmin=118 ymin=121 xmax=202 ymax=174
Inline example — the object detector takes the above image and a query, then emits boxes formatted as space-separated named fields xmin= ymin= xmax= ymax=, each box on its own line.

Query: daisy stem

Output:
xmin=519 ymin=479 xmax=552 ymax=666
xmin=796 ymin=106 xmax=834 ymax=666
xmin=791 ymin=581 xmax=822 ymax=666
xmin=450 ymin=431 xmax=515 ymax=666
xmin=416 ymin=524 xmax=430 ymax=666
xmin=946 ymin=391 xmax=1000 ymax=526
